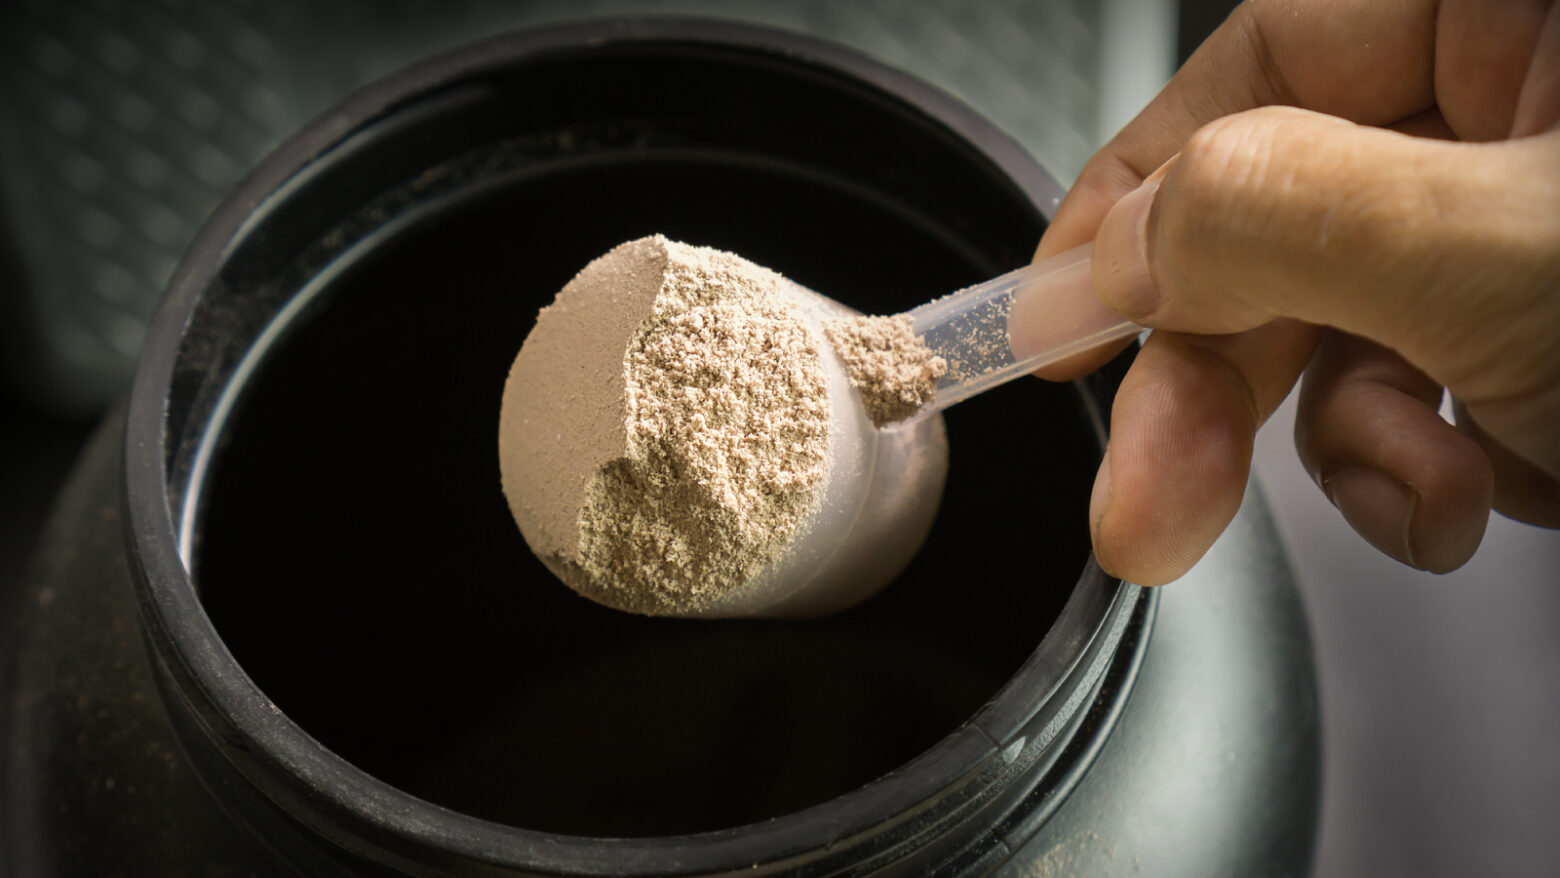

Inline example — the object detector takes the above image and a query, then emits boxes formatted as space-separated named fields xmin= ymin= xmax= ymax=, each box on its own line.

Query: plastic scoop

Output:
xmin=905 ymin=243 xmax=1141 ymax=414
xmin=499 ymin=236 xmax=1136 ymax=620
xmin=685 ymin=243 xmax=1138 ymax=618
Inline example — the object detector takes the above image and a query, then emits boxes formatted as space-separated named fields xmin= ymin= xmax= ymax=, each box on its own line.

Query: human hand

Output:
xmin=1033 ymin=0 xmax=1560 ymax=584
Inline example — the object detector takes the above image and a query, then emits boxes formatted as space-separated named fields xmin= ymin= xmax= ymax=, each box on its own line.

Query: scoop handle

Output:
xmin=906 ymin=243 xmax=1140 ymax=413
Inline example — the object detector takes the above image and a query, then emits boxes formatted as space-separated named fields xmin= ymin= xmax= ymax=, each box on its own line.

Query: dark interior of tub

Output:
xmin=188 ymin=42 xmax=1101 ymax=838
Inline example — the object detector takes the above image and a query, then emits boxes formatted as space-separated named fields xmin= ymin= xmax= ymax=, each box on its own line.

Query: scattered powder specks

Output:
xmin=824 ymin=315 xmax=947 ymax=427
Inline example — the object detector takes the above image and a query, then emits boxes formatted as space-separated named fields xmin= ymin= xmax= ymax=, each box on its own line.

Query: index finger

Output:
xmin=1036 ymin=0 xmax=1441 ymax=260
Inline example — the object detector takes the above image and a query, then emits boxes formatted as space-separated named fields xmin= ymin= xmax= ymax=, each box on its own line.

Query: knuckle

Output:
xmin=1161 ymin=107 xmax=1401 ymax=323
xmin=1171 ymin=121 xmax=1244 ymax=219
xmin=1151 ymin=108 xmax=1312 ymax=325
xmin=1161 ymin=113 xmax=1287 ymax=267
xmin=1172 ymin=108 xmax=1307 ymax=231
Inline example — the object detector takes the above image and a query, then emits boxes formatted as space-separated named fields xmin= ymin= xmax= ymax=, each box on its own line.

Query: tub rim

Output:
xmin=122 ymin=17 xmax=1148 ymax=875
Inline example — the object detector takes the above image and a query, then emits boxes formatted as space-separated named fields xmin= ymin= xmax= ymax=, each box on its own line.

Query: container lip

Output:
xmin=123 ymin=16 xmax=1133 ymax=874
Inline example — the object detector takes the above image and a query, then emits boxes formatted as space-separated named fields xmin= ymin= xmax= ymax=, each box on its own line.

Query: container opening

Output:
xmin=187 ymin=62 xmax=1098 ymax=840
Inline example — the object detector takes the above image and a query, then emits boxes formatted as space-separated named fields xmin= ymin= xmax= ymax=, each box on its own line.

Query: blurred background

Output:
xmin=1 ymin=1 xmax=1555 ymax=875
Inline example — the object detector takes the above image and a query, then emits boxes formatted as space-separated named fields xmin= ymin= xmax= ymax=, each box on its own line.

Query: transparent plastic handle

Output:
xmin=907 ymin=243 xmax=1140 ymax=413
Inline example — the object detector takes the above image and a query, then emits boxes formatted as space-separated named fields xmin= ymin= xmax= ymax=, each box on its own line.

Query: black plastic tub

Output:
xmin=3 ymin=19 xmax=1319 ymax=877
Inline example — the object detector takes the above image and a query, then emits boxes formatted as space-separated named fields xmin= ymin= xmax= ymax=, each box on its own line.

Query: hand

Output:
xmin=1035 ymin=0 xmax=1560 ymax=584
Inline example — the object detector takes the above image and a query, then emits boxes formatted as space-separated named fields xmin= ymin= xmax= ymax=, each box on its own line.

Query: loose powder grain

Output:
xmin=824 ymin=315 xmax=948 ymax=427
xmin=499 ymin=236 xmax=831 ymax=616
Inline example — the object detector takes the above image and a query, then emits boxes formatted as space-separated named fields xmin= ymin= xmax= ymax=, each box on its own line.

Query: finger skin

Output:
xmin=1438 ymin=0 xmax=1554 ymax=140
xmin=1027 ymin=341 xmax=1133 ymax=382
xmin=1296 ymin=332 xmax=1492 ymax=572
xmin=1030 ymin=163 xmax=1175 ymax=382
xmin=1036 ymin=0 xmax=1444 ymax=268
xmin=1096 ymin=111 xmax=1560 ymax=363
xmin=1510 ymin=0 xmax=1560 ymax=137
xmin=1092 ymin=320 xmax=1321 ymax=585
xmin=1043 ymin=0 xmax=1560 ymax=579
xmin=1039 ymin=0 xmax=1550 ymax=307
xmin=1098 ymin=112 xmax=1560 ymax=479
xmin=1032 ymin=0 xmax=1444 ymax=386
xmin=1453 ymin=401 xmax=1560 ymax=529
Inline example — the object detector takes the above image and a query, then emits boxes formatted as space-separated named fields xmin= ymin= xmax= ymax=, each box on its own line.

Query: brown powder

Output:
xmin=498 ymin=236 xmax=830 ymax=616
xmin=824 ymin=315 xmax=948 ymax=427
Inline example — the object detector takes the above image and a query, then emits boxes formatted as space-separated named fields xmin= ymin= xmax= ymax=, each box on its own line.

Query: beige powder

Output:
xmin=499 ymin=236 xmax=830 ymax=616
xmin=824 ymin=315 xmax=948 ymax=427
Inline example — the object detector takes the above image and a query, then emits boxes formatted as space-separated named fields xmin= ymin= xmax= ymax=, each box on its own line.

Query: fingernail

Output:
xmin=1093 ymin=177 xmax=1162 ymax=320
xmin=1324 ymin=467 xmax=1420 ymax=569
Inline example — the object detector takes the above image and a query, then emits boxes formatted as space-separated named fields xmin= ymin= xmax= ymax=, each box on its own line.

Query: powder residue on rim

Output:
xmin=571 ymin=239 xmax=831 ymax=615
xmin=824 ymin=315 xmax=948 ymax=427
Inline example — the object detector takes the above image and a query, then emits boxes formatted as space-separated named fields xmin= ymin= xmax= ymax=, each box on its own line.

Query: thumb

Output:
xmin=1090 ymin=105 xmax=1560 ymax=392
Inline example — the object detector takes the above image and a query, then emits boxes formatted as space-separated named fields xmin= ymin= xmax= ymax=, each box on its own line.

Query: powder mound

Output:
xmin=578 ymin=244 xmax=830 ymax=614
xmin=824 ymin=315 xmax=948 ymax=427
xmin=503 ymin=236 xmax=831 ymax=616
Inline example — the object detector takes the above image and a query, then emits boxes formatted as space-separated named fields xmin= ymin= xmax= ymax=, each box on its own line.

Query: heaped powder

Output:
xmin=824 ymin=315 xmax=948 ymax=427
xmin=578 ymin=243 xmax=831 ymax=614
xmin=499 ymin=236 xmax=830 ymax=616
